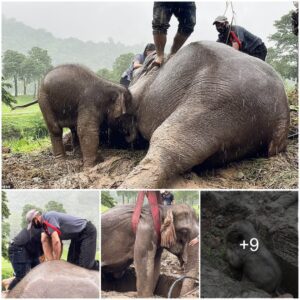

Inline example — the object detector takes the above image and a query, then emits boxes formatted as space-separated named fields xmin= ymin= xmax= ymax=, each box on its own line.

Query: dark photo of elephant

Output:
xmin=101 ymin=204 xmax=199 ymax=297
xmin=226 ymin=220 xmax=282 ymax=293
xmin=14 ymin=64 xmax=134 ymax=168
xmin=119 ymin=41 xmax=290 ymax=188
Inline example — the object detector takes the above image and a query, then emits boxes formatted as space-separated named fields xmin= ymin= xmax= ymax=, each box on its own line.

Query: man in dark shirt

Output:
xmin=161 ymin=191 xmax=174 ymax=205
xmin=120 ymin=43 xmax=155 ymax=87
xmin=26 ymin=209 xmax=99 ymax=271
xmin=213 ymin=15 xmax=267 ymax=61
xmin=8 ymin=227 xmax=43 ymax=290
xmin=152 ymin=2 xmax=196 ymax=66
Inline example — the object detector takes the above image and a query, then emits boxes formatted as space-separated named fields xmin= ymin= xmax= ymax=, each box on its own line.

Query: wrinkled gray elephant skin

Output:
xmin=7 ymin=260 xmax=99 ymax=298
xmin=38 ymin=64 xmax=133 ymax=167
xmin=120 ymin=41 xmax=290 ymax=188
xmin=101 ymin=204 xmax=199 ymax=297
xmin=226 ymin=220 xmax=282 ymax=293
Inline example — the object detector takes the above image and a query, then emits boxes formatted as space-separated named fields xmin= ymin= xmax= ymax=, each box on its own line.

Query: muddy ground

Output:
xmin=201 ymin=191 xmax=298 ymax=298
xmin=102 ymin=250 xmax=199 ymax=298
xmin=2 ymin=137 xmax=297 ymax=189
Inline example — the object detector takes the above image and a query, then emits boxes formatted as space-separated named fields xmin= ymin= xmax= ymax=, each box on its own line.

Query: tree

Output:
xmin=97 ymin=68 xmax=114 ymax=81
xmin=101 ymin=191 xmax=116 ymax=208
xmin=96 ymin=52 xmax=134 ymax=83
xmin=267 ymin=11 xmax=298 ymax=82
xmin=2 ymin=50 xmax=26 ymax=96
xmin=2 ymin=191 xmax=11 ymax=259
xmin=21 ymin=204 xmax=43 ymax=229
xmin=45 ymin=200 xmax=66 ymax=213
xmin=112 ymin=53 xmax=134 ymax=81
xmin=19 ymin=57 xmax=36 ymax=95
xmin=2 ymin=77 xmax=17 ymax=107
xmin=27 ymin=47 xmax=52 ymax=95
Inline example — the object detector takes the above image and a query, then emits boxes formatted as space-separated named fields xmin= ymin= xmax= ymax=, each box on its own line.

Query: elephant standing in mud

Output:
xmin=120 ymin=41 xmax=290 ymax=188
xmin=101 ymin=204 xmax=199 ymax=297
xmin=6 ymin=260 xmax=99 ymax=298
xmin=15 ymin=64 xmax=133 ymax=168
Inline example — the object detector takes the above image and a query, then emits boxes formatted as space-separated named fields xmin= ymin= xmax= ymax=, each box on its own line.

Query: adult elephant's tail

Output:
xmin=11 ymin=99 xmax=38 ymax=110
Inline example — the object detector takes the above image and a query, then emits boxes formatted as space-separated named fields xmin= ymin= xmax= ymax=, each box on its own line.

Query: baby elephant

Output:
xmin=38 ymin=64 xmax=132 ymax=167
xmin=226 ymin=220 xmax=281 ymax=293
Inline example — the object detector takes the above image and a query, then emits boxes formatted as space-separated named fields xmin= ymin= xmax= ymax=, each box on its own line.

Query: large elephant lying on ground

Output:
xmin=7 ymin=260 xmax=99 ymax=298
xmin=14 ymin=64 xmax=134 ymax=167
xmin=120 ymin=41 xmax=290 ymax=188
xmin=101 ymin=204 xmax=199 ymax=297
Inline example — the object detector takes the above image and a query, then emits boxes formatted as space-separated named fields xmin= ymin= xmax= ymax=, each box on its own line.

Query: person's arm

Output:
xmin=51 ymin=231 xmax=62 ymax=260
xmin=41 ymin=232 xmax=54 ymax=260
xmin=232 ymin=41 xmax=240 ymax=50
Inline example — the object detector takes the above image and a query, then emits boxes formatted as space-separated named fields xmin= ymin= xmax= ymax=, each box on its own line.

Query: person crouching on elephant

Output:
xmin=8 ymin=226 xmax=43 ymax=290
xmin=152 ymin=1 xmax=196 ymax=66
xmin=213 ymin=16 xmax=267 ymax=61
xmin=120 ymin=43 xmax=156 ymax=87
xmin=26 ymin=209 xmax=99 ymax=271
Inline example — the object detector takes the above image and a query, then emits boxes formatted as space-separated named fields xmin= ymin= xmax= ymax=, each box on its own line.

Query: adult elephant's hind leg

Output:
xmin=121 ymin=113 xmax=220 ymax=188
xmin=39 ymin=93 xmax=65 ymax=158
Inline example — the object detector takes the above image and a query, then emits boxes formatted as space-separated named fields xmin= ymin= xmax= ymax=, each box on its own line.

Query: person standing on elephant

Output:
xmin=120 ymin=43 xmax=156 ymax=87
xmin=152 ymin=2 xmax=196 ymax=67
xmin=7 ymin=226 xmax=43 ymax=290
xmin=26 ymin=209 xmax=99 ymax=271
xmin=213 ymin=16 xmax=267 ymax=61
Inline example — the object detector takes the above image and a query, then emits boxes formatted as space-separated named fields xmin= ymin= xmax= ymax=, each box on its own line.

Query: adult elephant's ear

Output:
xmin=161 ymin=209 xmax=177 ymax=248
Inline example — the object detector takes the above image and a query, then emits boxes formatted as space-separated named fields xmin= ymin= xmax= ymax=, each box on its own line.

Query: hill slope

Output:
xmin=2 ymin=16 xmax=142 ymax=70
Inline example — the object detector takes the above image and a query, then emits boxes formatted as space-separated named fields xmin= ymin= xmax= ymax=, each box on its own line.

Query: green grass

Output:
xmin=2 ymin=95 xmax=49 ymax=153
xmin=2 ymin=248 xmax=100 ymax=280
xmin=2 ymin=257 xmax=14 ymax=279
xmin=101 ymin=205 xmax=109 ymax=213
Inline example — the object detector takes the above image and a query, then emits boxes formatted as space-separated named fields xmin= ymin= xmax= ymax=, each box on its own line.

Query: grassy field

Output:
xmin=2 ymin=95 xmax=50 ymax=153
xmin=2 ymin=248 xmax=100 ymax=279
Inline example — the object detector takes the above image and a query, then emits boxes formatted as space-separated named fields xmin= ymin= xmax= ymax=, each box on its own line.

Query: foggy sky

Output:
xmin=2 ymin=1 xmax=294 ymax=47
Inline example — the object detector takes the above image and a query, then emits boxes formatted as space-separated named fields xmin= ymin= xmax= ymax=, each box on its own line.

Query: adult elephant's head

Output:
xmin=160 ymin=204 xmax=199 ymax=262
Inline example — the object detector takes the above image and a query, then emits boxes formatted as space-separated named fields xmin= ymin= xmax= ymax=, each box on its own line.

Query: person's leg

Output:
xmin=171 ymin=4 xmax=196 ymax=56
xmin=152 ymin=3 xmax=173 ymax=66
xmin=8 ymin=262 xmax=29 ymax=290
xmin=78 ymin=222 xmax=98 ymax=270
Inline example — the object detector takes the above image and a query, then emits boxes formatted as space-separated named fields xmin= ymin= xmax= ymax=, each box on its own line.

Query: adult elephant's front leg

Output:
xmin=77 ymin=110 xmax=102 ymax=168
xmin=134 ymin=231 xmax=159 ymax=297
xmin=120 ymin=111 xmax=221 ymax=188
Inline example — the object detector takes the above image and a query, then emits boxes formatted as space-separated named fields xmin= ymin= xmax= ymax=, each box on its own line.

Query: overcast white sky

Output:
xmin=2 ymin=1 xmax=295 ymax=47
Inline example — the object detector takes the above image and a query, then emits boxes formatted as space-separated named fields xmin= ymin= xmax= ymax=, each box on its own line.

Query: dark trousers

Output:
xmin=120 ymin=76 xmax=130 ymax=88
xmin=8 ymin=244 xmax=40 ymax=290
xmin=67 ymin=221 xmax=99 ymax=270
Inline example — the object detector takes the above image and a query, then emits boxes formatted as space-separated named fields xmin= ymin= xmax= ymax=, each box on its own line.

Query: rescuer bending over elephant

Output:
xmin=101 ymin=203 xmax=199 ymax=297
xmin=26 ymin=209 xmax=99 ymax=270
xmin=120 ymin=41 xmax=290 ymax=188
xmin=226 ymin=220 xmax=282 ymax=293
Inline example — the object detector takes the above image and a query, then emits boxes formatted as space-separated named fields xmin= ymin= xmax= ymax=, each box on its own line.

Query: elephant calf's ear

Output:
xmin=161 ymin=210 xmax=177 ymax=248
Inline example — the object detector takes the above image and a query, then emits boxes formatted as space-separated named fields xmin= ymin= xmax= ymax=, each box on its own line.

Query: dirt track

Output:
xmin=2 ymin=138 xmax=297 ymax=189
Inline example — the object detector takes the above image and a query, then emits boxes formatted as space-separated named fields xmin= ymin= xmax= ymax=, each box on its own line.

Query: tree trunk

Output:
xmin=23 ymin=79 xmax=27 ymax=95
xmin=14 ymin=75 xmax=18 ymax=97
xmin=33 ymin=82 xmax=37 ymax=97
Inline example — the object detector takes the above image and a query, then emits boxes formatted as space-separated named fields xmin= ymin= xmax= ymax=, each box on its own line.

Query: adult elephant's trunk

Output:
xmin=180 ymin=243 xmax=199 ymax=296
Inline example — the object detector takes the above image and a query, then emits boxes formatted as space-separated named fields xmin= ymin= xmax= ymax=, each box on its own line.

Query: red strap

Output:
xmin=43 ymin=221 xmax=62 ymax=236
xmin=131 ymin=191 xmax=161 ymax=243
xmin=131 ymin=191 xmax=145 ymax=234
xmin=230 ymin=31 xmax=242 ymax=48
